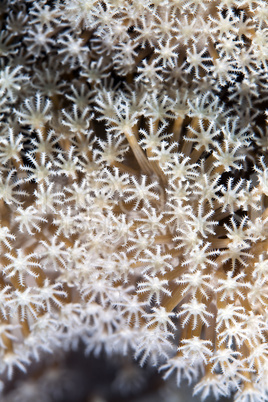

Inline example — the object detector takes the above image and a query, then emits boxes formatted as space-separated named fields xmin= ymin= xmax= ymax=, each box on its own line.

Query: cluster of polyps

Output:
xmin=0 ymin=0 xmax=267 ymax=400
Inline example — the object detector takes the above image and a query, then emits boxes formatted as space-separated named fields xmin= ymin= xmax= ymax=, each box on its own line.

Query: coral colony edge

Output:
xmin=0 ymin=0 xmax=268 ymax=400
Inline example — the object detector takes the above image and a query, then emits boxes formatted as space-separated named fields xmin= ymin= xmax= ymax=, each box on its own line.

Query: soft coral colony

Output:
xmin=0 ymin=0 xmax=268 ymax=400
